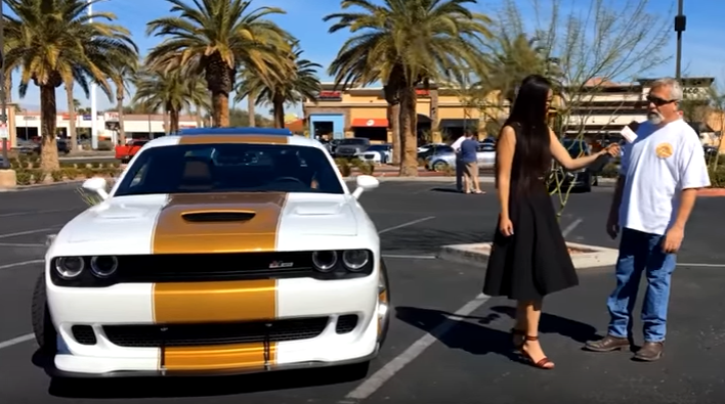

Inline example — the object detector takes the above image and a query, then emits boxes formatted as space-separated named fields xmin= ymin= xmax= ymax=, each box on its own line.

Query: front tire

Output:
xmin=32 ymin=272 xmax=57 ymax=356
xmin=432 ymin=161 xmax=448 ymax=172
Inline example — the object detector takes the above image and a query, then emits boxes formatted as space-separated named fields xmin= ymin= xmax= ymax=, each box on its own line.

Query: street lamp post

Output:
xmin=0 ymin=0 xmax=8 ymax=168
xmin=89 ymin=0 xmax=98 ymax=150
xmin=674 ymin=0 xmax=686 ymax=80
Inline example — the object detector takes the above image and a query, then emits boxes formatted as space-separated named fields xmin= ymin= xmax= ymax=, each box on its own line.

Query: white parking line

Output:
xmin=678 ymin=263 xmax=725 ymax=268
xmin=345 ymin=293 xmax=491 ymax=400
xmin=0 ymin=334 xmax=34 ymax=350
xmin=0 ymin=209 xmax=77 ymax=218
xmin=0 ymin=242 xmax=46 ymax=247
xmin=378 ymin=216 xmax=435 ymax=234
xmin=0 ymin=227 xmax=60 ymax=239
xmin=0 ymin=260 xmax=44 ymax=271
xmin=562 ymin=218 xmax=583 ymax=237
xmin=381 ymin=254 xmax=436 ymax=260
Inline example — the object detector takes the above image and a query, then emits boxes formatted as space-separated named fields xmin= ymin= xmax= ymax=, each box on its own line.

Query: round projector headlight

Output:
xmin=342 ymin=250 xmax=370 ymax=271
xmin=90 ymin=256 xmax=119 ymax=278
xmin=312 ymin=251 xmax=338 ymax=272
xmin=55 ymin=257 xmax=85 ymax=279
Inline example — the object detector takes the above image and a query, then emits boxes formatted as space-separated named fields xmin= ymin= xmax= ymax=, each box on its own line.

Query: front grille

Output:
xmin=116 ymin=252 xmax=315 ymax=283
xmin=103 ymin=317 xmax=330 ymax=348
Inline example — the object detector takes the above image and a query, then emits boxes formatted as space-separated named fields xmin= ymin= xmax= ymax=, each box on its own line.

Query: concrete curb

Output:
xmin=438 ymin=241 xmax=619 ymax=270
xmin=0 ymin=179 xmax=85 ymax=192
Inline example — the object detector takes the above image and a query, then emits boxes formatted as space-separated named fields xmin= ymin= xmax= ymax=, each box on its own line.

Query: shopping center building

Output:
xmin=302 ymin=77 xmax=722 ymax=146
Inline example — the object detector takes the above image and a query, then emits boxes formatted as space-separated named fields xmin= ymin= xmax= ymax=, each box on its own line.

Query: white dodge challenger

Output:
xmin=34 ymin=128 xmax=390 ymax=380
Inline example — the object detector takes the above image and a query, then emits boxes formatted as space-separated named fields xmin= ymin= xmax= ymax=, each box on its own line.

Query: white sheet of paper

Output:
xmin=620 ymin=126 xmax=638 ymax=143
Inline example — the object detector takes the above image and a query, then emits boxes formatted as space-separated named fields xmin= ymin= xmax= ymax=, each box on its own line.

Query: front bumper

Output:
xmin=46 ymin=272 xmax=384 ymax=377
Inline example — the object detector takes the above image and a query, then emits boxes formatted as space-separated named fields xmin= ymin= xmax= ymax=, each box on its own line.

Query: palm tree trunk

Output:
xmin=116 ymin=87 xmax=126 ymax=145
xmin=399 ymin=86 xmax=418 ymax=177
xmin=163 ymin=112 xmax=170 ymax=136
xmin=273 ymin=94 xmax=285 ymax=128
xmin=389 ymin=104 xmax=401 ymax=165
xmin=248 ymin=90 xmax=256 ymax=127
xmin=40 ymin=85 xmax=60 ymax=173
xmin=170 ymin=108 xmax=180 ymax=134
xmin=211 ymin=92 xmax=230 ymax=127
xmin=65 ymin=83 xmax=77 ymax=152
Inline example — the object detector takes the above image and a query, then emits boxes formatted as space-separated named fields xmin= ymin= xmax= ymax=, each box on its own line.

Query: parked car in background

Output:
xmin=417 ymin=143 xmax=449 ymax=161
xmin=549 ymin=138 xmax=598 ymax=192
xmin=425 ymin=143 xmax=496 ymax=172
xmin=357 ymin=144 xmax=391 ymax=165
xmin=334 ymin=138 xmax=370 ymax=159
xmin=115 ymin=139 xmax=149 ymax=163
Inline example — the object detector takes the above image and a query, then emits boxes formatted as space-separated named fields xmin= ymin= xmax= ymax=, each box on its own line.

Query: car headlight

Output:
xmin=90 ymin=256 xmax=119 ymax=278
xmin=312 ymin=251 xmax=338 ymax=272
xmin=342 ymin=249 xmax=370 ymax=271
xmin=55 ymin=257 xmax=85 ymax=279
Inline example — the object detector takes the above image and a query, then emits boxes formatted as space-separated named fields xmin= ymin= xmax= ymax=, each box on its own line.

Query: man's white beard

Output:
xmin=647 ymin=111 xmax=663 ymax=125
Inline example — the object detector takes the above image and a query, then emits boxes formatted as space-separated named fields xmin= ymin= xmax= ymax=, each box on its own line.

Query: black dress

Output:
xmin=482 ymin=124 xmax=578 ymax=301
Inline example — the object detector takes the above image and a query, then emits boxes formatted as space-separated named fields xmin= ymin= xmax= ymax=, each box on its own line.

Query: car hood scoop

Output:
xmin=181 ymin=211 xmax=256 ymax=223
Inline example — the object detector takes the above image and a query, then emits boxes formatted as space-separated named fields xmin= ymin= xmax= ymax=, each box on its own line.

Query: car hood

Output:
xmin=55 ymin=192 xmax=361 ymax=254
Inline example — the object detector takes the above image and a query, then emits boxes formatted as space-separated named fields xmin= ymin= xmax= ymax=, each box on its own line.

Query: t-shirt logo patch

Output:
xmin=655 ymin=142 xmax=673 ymax=158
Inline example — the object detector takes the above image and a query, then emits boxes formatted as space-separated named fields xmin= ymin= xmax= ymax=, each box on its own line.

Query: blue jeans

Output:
xmin=606 ymin=227 xmax=677 ymax=342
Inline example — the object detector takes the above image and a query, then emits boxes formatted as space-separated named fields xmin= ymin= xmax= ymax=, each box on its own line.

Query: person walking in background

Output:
xmin=460 ymin=131 xmax=483 ymax=194
xmin=451 ymin=134 xmax=466 ymax=192
xmin=483 ymin=74 xmax=620 ymax=370
xmin=584 ymin=78 xmax=710 ymax=361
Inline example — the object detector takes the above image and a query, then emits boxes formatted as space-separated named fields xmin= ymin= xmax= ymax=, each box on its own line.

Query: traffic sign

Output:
xmin=0 ymin=122 xmax=7 ymax=139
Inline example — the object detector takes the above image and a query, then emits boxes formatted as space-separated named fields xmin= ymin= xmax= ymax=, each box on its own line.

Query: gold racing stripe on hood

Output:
xmin=178 ymin=135 xmax=289 ymax=144
xmin=151 ymin=192 xmax=286 ymax=371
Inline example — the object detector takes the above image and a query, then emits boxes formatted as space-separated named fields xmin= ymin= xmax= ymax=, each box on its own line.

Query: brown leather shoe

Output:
xmin=633 ymin=341 xmax=664 ymax=361
xmin=583 ymin=335 xmax=631 ymax=352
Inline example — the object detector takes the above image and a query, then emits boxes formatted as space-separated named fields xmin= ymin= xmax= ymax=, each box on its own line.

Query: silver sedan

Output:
xmin=425 ymin=144 xmax=496 ymax=172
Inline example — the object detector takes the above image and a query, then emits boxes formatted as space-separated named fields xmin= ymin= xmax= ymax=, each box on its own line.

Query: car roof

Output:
xmin=139 ymin=128 xmax=326 ymax=151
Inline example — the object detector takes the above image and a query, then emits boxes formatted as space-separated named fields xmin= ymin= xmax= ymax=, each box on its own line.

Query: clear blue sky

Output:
xmin=10 ymin=0 xmax=725 ymax=116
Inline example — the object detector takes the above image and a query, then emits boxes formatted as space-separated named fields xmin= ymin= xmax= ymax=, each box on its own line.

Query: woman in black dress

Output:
xmin=483 ymin=75 xmax=619 ymax=369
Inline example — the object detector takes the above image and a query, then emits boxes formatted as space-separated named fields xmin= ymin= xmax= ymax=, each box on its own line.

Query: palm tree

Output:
xmin=132 ymin=66 xmax=210 ymax=134
xmin=235 ymin=45 xmax=321 ymax=128
xmin=3 ymin=0 xmax=138 ymax=172
xmin=145 ymin=0 xmax=293 ymax=128
xmin=324 ymin=0 xmax=492 ymax=176
xmin=111 ymin=61 xmax=138 ymax=145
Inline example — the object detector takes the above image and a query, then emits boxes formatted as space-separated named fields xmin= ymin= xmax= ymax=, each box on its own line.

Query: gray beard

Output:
xmin=647 ymin=112 xmax=663 ymax=125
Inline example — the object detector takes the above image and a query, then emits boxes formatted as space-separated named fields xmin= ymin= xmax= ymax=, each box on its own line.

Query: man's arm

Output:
xmin=671 ymin=189 xmax=697 ymax=230
xmin=609 ymin=175 xmax=626 ymax=219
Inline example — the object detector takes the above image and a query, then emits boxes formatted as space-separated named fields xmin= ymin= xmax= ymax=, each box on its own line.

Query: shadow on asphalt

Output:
xmin=382 ymin=227 xmax=494 ymax=253
xmin=32 ymin=349 xmax=366 ymax=399
xmin=395 ymin=305 xmax=605 ymax=360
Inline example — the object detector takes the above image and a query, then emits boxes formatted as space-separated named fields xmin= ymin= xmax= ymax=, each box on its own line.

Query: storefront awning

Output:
xmin=440 ymin=118 xmax=479 ymax=128
xmin=352 ymin=118 xmax=388 ymax=128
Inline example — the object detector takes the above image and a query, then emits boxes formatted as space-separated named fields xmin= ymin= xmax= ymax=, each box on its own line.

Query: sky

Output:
xmin=10 ymin=0 xmax=725 ymax=117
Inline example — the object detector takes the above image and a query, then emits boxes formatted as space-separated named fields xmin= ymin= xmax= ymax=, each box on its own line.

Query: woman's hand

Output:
xmin=499 ymin=216 xmax=514 ymax=237
xmin=600 ymin=143 xmax=621 ymax=157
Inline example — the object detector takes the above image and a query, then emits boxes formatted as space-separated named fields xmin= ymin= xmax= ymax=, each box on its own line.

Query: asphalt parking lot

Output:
xmin=1 ymin=181 xmax=724 ymax=403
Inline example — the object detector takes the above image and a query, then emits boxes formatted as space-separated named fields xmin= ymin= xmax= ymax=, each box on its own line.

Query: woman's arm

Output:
xmin=548 ymin=129 xmax=609 ymax=171
xmin=496 ymin=125 xmax=516 ymax=220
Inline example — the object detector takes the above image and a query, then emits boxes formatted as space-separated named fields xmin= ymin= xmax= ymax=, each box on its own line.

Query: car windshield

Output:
xmin=338 ymin=139 xmax=368 ymax=145
xmin=562 ymin=140 xmax=590 ymax=158
xmin=366 ymin=145 xmax=388 ymax=151
xmin=114 ymin=143 xmax=344 ymax=196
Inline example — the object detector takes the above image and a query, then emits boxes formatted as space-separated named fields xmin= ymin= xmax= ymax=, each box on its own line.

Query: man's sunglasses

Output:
xmin=646 ymin=95 xmax=676 ymax=106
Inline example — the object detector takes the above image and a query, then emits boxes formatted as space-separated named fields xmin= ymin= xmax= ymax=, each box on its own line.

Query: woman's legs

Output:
xmin=516 ymin=299 xmax=555 ymax=368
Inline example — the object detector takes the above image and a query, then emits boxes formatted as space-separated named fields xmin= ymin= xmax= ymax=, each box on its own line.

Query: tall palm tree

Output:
xmin=111 ymin=61 xmax=138 ymax=145
xmin=325 ymin=0 xmax=492 ymax=176
xmin=3 ymin=0 xmax=138 ymax=172
xmin=133 ymin=66 xmax=210 ymax=134
xmin=235 ymin=46 xmax=321 ymax=128
xmin=145 ymin=0 xmax=293 ymax=128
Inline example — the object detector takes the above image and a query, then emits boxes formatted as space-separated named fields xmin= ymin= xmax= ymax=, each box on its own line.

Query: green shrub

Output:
xmin=335 ymin=158 xmax=352 ymax=177
xmin=358 ymin=162 xmax=375 ymax=175
xmin=50 ymin=170 xmax=64 ymax=182
xmin=15 ymin=170 xmax=31 ymax=185
xmin=600 ymin=162 xmax=620 ymax=178
xmin=708 ymin=165 xmax=725 ymax=188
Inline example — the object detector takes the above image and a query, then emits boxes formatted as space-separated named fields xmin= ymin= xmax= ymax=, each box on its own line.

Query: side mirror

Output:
xmin=352 ymin=175 xmax=379 ymax=199
xmin=82 ymin=177 xmax=109 ymax=201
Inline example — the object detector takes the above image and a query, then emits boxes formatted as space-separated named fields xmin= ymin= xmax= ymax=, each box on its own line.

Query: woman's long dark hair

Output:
xmin=498 ymin=74 xmax=553 ymax=192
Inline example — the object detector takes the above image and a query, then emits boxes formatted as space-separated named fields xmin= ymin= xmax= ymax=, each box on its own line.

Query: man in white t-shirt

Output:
xmin=451 ymin=134 xmax=466 ymax=192
xmin=584 ymin=78 xmax=711 ymax=361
